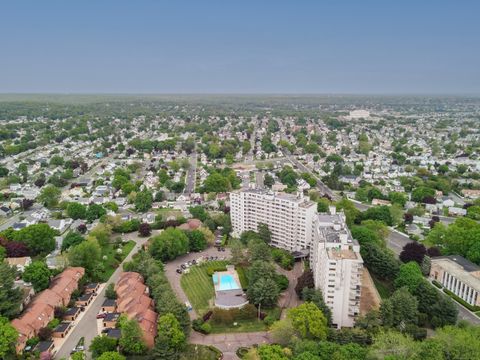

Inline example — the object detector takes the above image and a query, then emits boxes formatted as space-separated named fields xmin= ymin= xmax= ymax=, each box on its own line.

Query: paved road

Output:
xmin=184 ymin=152 xmax=197 ymax=195
xmin=285 ymin=151 xmax=338 ymax=201
xmin=54 ymin=232 xmax=151 ymax=360
xmin=164 ymin=246 xmax=232 ymax=320
xmin=386 ymin=229 xmax=413 ymax=256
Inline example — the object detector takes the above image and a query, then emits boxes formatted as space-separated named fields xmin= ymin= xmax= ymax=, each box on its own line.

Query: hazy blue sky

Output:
xmin=1 ymin=1 xmax=479 ymax=94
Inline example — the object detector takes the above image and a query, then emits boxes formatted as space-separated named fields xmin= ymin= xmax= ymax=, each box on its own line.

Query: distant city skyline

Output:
xmin=1 ymin=1 xmax=479 ymax=94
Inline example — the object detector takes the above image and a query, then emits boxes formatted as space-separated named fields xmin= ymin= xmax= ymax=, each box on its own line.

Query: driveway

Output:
xmin=54 ymin=232 xmax=152 ymax=360
xmin=164 ymin=246 xmax=231 ymax=320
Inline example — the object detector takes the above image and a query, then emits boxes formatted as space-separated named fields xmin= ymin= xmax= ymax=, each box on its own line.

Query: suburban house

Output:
xmin=115 ymin=272 xmax=158 ymax=348
xmin=11 ymin=267 xmax=85 ymax=353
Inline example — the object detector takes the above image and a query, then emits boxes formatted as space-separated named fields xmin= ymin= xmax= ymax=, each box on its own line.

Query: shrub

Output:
xmin=200 ymin=322 xmax=212 ymax=334
xmin=432 ymin=280 xmax=442 ymax=288
xmin=275 ymin=274 xmax=289 ymax=291
xmin=238 ymin=304 xmax=257 ymax=320
xmin=206 ymin=265 xmax=227 ymax=276
xmin=443 ymin=289 xmax=480 ymax=312
xmin=203 ymin=311 xmax=213 ymax=322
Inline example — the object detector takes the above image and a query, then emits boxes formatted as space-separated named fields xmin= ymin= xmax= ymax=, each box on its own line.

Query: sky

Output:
xmin=1 ymin=0 xmax=480 ymax=94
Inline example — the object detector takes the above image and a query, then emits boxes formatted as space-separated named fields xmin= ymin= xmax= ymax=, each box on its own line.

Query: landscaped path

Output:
xmin=190 ymin=331 xmax=272 ymax=360
xmin=164 ymin=246 xmax=231 ymax=320
xmin=277 ymin=261 xmax=304 ymax=319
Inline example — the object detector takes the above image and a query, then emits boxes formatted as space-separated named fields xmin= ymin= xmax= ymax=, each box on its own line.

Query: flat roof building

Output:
xmin=311 ymin=209 xmax=363 ymax=328
xmin=230 ymin=190 xmax=316 ymax=252
xmin=430 ymin=255 xmax=480 ymax=307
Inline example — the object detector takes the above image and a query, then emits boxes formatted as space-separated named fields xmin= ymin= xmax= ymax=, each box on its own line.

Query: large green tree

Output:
xmin=380 ymin=287 xmax=418 ymax=327
xmin=89 ymin=335 xmax=118 ymax=358
xmin=149 ymin=228 xmax=189 ymax=262
xmin=67 ymin=202 xmax=87 ymax=220
xmin=119 ymin=316 xmax=147 ymax=355
xmin=154 ymin=313 xmax=186 ymax=359
xmin=0 ymin=263 xmax=22 ymax=318
xmin=22 ymin=261 xmax=51 ymax=292
xmin=68 ymin=239 xmax=102 ymax=279
xmin=288 ymin=302 xmax=328 ymax=340
xmin=38 ymin=185 xmax=61 ymax=208
xmin=13 ymin=223 xmax=57 ymax=256
xmin=394 ymin=261 xmax=423 ymax=292
xmin=0 ymin=316 xmax=18 ymax=358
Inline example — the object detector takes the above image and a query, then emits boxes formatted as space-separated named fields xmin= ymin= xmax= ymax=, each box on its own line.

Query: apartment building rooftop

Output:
xmin=328 ymin=248 xmax=359 ymax=260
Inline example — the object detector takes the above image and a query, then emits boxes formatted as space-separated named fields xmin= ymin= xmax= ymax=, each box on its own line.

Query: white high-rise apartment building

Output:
xmin=230 ymin=190 xmax=316 ymax=253
xmin=311 ymin=209 xmax=363 ymax=328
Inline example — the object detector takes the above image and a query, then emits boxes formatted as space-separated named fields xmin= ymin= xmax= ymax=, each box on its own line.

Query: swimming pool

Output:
xmin=213 ymin=273 xmax=240 ymax=291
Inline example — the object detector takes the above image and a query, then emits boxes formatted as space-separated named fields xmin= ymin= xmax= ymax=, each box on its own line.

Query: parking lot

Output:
xmin=164 ymin=245 xmax=232 ymax=319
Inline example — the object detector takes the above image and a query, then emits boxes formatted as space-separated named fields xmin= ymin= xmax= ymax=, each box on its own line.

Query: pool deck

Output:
xmin=214 ymin=266 xmax=249 ymax=309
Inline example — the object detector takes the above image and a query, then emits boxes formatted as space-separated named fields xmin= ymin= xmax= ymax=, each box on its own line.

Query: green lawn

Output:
xmin=100 ymin=240 xmax=135 ymax=281
xmin=180 ymin=344 xmax=222 ymax=360
xmin=180 ymin=260 xmax=229 ymax=313
xmin=209 ymin=319 xmax=267 ymax=333
xmin=372 ymin=274 xmax=394 ymax=299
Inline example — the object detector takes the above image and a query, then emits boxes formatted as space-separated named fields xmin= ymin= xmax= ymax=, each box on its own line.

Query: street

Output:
xmin=54 ymin=232 xmax=151 ymax=360
xmin=184 ymin=152 xmax=197 ymax=195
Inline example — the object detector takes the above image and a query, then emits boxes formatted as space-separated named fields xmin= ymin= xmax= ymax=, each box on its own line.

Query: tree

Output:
xmin=13 ymin=223 xmax=57 ymax=256
xmin=394 ymin=261 xmax=423 ymax=292
xmin=188 ymin=206 xmax=208 ymax=222
xmin=38 ymin=326 xmax=53 ymax=341
xmin=257 ymin=344 xmax=289 ymax=360
xmin=86 ymin=204 xmax=107 ymax=223
xmin=0 ymin=315 xmax=17 ymax=358
xmin=247 ymin=277 xmax=280 ymax=308
xmin=119 ymin=317 xmax=147 ymax=355
xmin=247 ymin=260 xmax=277 ymax=285
xmin=295 ymin=270 xmax=315 ymax=296
xmin=411 ymin=186 xmax=436 ymax=203
xmin=0 ymin=262 xmax=22 ymax=318
xmin=62 ymin=231 xmax=85 ymax=251
xmin=149 ymin=228 xmax=189 ymax=262
xmin=270 ymin=319 xmax=296 ymax=346
xmin=248 ymin=239 xmax=272 ymax=262
xmin=90 ymin=335 xmax=118 ymax=358
xmin=399 ymin=242 xmax=426 ymax=265
xmin=68 ymin=239 xmax=102 ymax=279
xmin=67 ymin=202 xmax=87 ymax=220
xmin=361 ymin=243 xmax=400 ymax=281
xmin=301 ymin=288 xmax=332 ymax=325
xmin=154 ymin=313 xmax=186 ymax=359
xmin=380 ymin=287 xmax=418 ymax=327
xmin=4 ymin=241 xmax=29 ymax=257
xmin=257 ymin=223 xmax=272 ymax=244
xmin=317 ymin=198 xmax=330 ymax=213
xmin=137 ymin=222 xmax=151 ymax=237
xmin=351 ymin=226 xmax=382 ymax=247
xmin=97 ymin=352 xmax=125 ymax=360
xmin=467 ymin=206 xmax=480 ymax=220
xmin=105 ymin=283 xmax=117 ymax=300
xmin=89 ymin=224 xmax=112 ymax=247
xmin=368 ymin=331 xmax=418 ymax=359
xmin=288 ymin=302 xmax=328 ymax=340
xmin=361 ymin=206 xmax=393 ymax=226
xmin=264 ymin=173 xmax=275 ymax=188
xmin=22 ymin=261 xmax=51 ymax=292
xmin=388 ymin=192 xmax=407 ymax=207
xmin=185 ymin=230 xmax=207 ymax=252
xmin=38 ymin=185 xmax=61 ymax=208
xmin=135 ymin=189 xmax=153 ymax=212
xmin=413 ymin=280 xmax=457 ymax=328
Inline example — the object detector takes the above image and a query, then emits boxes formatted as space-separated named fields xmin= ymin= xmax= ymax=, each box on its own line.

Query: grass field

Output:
xmin=100 ymin=240 xmax=135 ymax=281
xmin=181 ymin=260 xmax=229 ymax=313
xmin=180 ymin=344 xmax=222 ymax=360
xmin=372 ymin=274 xmax=394 ymax=299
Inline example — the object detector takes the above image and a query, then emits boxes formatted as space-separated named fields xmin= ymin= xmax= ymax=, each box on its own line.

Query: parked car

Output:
xmin=96 ymin=313 xmax=106 ymax=319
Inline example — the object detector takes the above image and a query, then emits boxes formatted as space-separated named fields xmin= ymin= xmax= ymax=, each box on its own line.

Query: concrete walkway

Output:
xmin=190 ymin=331 xmax=271 ymax=360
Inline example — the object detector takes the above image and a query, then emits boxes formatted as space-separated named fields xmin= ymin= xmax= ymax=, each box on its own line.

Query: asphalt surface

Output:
xmin=164 ymin=246 xmax=232 ymax=320
xmin=54 ymin=232 xmax=151 ymax=360
xmin=184 ymin=152 xmax=197 ymax=195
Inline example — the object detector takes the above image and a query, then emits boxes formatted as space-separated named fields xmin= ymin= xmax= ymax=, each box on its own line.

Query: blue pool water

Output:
xmin=213 ymin=273 xmax=240 ymax=291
